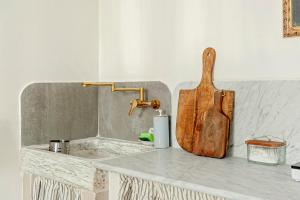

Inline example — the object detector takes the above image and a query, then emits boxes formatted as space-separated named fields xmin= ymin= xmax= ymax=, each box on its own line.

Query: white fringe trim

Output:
xmin=119 ymin=175 xmax=227 ymax=200
xmin=32 ymin=176 xmax=81 ymax=200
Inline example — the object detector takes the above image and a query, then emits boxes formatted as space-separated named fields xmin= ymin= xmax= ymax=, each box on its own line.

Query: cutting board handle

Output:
xmin=199 ymin=47 xmax=216 ymax=87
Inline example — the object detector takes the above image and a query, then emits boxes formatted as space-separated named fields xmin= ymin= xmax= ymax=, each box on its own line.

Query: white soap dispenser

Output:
xmin=153 ymin=109 xmax=170 ymax=149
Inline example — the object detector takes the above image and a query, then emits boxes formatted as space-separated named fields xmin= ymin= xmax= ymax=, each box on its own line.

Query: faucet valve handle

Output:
xmin=151 ymin=99 xmax=160 ymax=109
xmin=129 ymin=99 xmax=139 ymax=116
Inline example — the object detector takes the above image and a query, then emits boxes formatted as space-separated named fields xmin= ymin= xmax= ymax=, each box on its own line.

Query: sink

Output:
xmin=69 ymin=149 xmax=112 ymax=159
xmin=68 ymin=137 xmax=154 ymax=159
xmin=21 ymin=137 xmax=155 ymax=192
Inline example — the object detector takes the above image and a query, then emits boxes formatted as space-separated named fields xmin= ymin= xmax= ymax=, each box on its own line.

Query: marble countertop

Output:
xmin=96 ymin=148 xmax=300 ymax=200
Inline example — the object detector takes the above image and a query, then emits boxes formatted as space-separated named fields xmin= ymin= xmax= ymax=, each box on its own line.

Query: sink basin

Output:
xmin=21 ymin=137 xmax=155 ymax=192
xmin=68 ymin=137 xmax=154 ymax=159
xmin=69 ymin=149 xmax=112 ymax=159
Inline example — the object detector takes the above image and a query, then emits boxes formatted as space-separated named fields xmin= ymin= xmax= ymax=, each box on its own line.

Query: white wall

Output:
xmin=2 ymin=0 xmax=300 ymax=198
xmin=0 ymin=0 xmax=98 ymax=199
xmin=99 ymin=0 xmax=300 ymax=90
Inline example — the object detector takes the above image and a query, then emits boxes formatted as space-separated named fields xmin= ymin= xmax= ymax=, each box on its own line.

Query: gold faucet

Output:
xmin=81 ymin=82 xmax=160 ymax=115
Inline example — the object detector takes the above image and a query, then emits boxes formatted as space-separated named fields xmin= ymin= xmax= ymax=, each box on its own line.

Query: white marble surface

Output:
xmin=96 ymin=148 xmax=300 ymax=200
xmin=21 ymin=137 xmax=154 ymax=191
xmin=172 ymin=80 xmax=300 ymax=164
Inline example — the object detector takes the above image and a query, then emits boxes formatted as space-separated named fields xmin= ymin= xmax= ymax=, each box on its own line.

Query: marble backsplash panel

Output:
xmin=172 ymin=80 xmax=300 ymax=164
xmin=98 ymin=82 xmax=171 ymax=141
xmin=21 ymin=83 xmax=98 ymax=146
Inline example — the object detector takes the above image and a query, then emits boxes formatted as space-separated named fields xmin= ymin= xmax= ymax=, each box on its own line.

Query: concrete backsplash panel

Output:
xmin=21 ymin=83 xmax=98 ymax=146
xmin=98 ymin=82 xmax=171 ymax=141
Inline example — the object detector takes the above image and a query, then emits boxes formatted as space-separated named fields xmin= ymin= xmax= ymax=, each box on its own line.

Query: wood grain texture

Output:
xmin=176 ymin=48 xmax=234 ymax=158
xmin=193 ymin=92 xmax=230 ymax=158
xmin=245 ymin=140 xmax=285 ymax=147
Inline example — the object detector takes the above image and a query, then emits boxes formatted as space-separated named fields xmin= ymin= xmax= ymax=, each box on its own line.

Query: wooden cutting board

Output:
xmin=192 ymin=91 xmax=230 ymax=158
xmin=176 ymin=47 xmax=234 ymax=158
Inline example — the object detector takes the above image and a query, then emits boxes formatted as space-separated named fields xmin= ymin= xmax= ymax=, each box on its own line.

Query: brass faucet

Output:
xmin=81 ymin=82 xmax=160 ymax=115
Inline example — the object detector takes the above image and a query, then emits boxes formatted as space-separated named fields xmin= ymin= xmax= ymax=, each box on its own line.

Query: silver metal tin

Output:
xmin=49 ymin=140 xmax=70 ymax=154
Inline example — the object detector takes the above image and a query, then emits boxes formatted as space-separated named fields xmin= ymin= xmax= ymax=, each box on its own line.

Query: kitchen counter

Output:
xmin=95 ymin=148 xmax=300 ymax=200
xmin=21 ymin=137 xmax=154 ymax=191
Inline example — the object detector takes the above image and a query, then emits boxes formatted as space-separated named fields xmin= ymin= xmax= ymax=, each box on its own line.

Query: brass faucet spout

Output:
xmin=81 ymin=82 xmax=114 ymax=88
xmin=81 ymin=82 xmax=159 ymax=116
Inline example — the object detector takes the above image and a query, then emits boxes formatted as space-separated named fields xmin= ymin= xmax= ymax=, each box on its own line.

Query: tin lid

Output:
xmin=245 ymin=139 xmax=285 ymax=147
